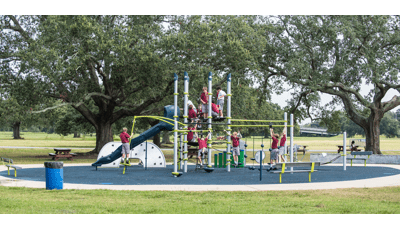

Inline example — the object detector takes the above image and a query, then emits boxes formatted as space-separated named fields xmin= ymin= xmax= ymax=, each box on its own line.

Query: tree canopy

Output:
xmin=259 ymin=15 xmax=400 ymax=154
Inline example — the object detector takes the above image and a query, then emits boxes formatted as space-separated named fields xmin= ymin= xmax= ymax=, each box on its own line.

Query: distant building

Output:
xmin=299 ymin=126 xmax=338 ymax=137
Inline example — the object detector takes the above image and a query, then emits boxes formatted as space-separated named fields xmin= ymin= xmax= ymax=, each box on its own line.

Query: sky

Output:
xmin=271 ymin=82 xmax=400 ymax=125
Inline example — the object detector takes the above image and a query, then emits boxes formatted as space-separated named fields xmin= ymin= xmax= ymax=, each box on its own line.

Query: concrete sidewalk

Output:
xmin=1 ymin=163 xmax=400 ymax=191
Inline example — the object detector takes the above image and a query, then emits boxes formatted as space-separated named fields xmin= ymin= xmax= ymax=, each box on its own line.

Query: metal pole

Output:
xmin=284 ymin=112 xmax=287 ymax=163
xmin=343 ymin=131 xmax=347 ymax=171
xmin=179 ymin=134 xmax=183 ymax=170
xmin=145 ymin=140 xmax=148 ymax=170
xmin=290 ymin=114 xmax=294 ymax=172
xmin=226 ymin=73 xmax=232 ymax=172
xmin=207 ymin=72 xmax=212 ymax=168
xmin=260 ymin=151 xmax=262 ymax=180
xmin=183 ymin=72 xmax=189 ymax=173
xmin=173 ymin=73 xmax=178 ymax=177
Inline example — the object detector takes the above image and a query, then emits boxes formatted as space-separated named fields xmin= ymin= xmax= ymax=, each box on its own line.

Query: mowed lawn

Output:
xmin=0 ymin=186 xmax=399 ymax=214
xmin=2 ymin=131 xmax=400 ymax=150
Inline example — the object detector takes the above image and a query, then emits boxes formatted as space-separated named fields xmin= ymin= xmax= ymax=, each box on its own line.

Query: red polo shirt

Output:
xmin=280 ymin=134 xmax=286 ymax=147
xmin=201 ymin=92 xmax=208 ymax=104
xmin=188 ymin=108 xmax=197 ymax=119
xmin=198 ymin=138 xmax=208 ymax=149
xmin=271 ymin=136 xmax=278 ymax=149
xmin=211 ymin=103 xmax=219 ymax=113
xmin=120 ymin=132 xmax=130 ymax=143
xmin=187 ymin=127 xmax=195 ymax=141
xmin=231 ymin=136 xmax=240 ymax=147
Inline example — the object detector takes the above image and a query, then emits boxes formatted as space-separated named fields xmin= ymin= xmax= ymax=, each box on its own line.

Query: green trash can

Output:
xmin=239 ymin=150 xmax=245 ymax=168
xmin=218 ymin=153 xmax=223 ymax=168
xmin=223 ymin=151 xmax=227 ymax=168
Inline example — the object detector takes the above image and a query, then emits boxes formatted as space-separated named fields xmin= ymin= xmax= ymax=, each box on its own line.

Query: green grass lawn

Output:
xmin=2 ymin=132 xmax=400 ymax=151
xmin=0 ymin=186 xmax=399 ymax=214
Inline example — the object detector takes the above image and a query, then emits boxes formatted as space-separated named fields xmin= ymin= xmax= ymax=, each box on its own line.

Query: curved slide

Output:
xmin=92 ymin=105 xmax=179 ymax=167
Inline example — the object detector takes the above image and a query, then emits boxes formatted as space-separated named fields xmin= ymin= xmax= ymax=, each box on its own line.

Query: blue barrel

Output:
xmin=44 ymin=162 xmax=63 ymax=190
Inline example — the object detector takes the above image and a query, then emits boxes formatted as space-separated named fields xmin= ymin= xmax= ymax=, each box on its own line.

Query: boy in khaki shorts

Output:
xmin=120 ymin=127 xmax=133 ymax=164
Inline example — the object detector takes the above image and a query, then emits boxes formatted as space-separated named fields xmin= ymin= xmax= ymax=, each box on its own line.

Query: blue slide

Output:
xmin=92 ymin=105 xmax=179 ymax=167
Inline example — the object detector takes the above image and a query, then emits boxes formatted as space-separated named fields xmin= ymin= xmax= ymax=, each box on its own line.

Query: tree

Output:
xmin=379 ymin=112 xmax=400 ymax=138
xmin=261 ymin=16 xmax=400 ymax=154
xmin=1 ymin=15 xmax=267 ymax=153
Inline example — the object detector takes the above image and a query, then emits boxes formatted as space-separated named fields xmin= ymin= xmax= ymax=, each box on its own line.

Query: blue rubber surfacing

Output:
xmin=1 ymin=165 xmax=400 ymax=185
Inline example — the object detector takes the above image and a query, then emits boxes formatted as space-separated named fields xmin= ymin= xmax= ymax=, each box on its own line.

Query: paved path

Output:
xmin=1 ymin=163 xmax=400 ymax=191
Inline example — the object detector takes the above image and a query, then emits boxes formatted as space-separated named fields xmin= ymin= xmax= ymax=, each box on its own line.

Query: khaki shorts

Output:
xmin=217 ymin=100 xmax=224 ymax=112
xmin=232 ymin=146 xmax=240 ymax=156
xmin=198 ymin=148 xmax=208 ymax=157
xmin=121 ymin=143 xmax=130 ymax=155
xmin=270 ymin=149 xmax=279 ymax=160
xmin=202 ymin=104 xmax=208 ymax=113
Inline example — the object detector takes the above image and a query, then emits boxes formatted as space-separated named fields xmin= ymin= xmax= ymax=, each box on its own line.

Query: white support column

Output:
xmin=207 ymin=72 xmax=212 ymax=167
xmin=290 ymin=113 xmax=294 ymax=172
xmin=173 ymin=73 xmax=178 ymax=177
xmin=343 ymin=131 xmax=347 ymax=171
xmin=284 ymin=112 xmax=287 ymax=163
xmin=226 ymin=73 xmax=232 ymax=172
xmin=180 ymin=134 xmax=183 ymax=170
xmin=183 ymin=72 xmax=189 ymax=173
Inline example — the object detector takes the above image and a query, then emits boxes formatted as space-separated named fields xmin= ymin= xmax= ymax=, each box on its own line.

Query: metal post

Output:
xmin=284 ymin=112 xmax=287 ymax=163
xmin=260 ymin=144 xmax=264 ymax=181
xmin=207 ymin=72 xmax=212 ymax=168
xmin=173 ymin=73 xmax=178 ymax=177
xmin=290 ymin=114 xmax=294 ymax=172
xmin=179 ymin=134 xmax=183 ymax=170
xmin=226 ymin=73 xmax=232 ymax=172
xmin=183 ymin=72 xmax=189 ymax=173
xmin=343 ymin=131 xmax=347 ymax=171
xmin=145 ymin=140 xmax=148 ymax=170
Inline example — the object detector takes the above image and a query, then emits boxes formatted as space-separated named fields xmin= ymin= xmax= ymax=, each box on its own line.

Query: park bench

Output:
xmin=1 ymin=157 xmax=22 ymax=177
xmin=49 ymin=148 xmax=77 ymax=161
xmin=270 ymin=162 xmax=321 ymax=183
xmin=346 ymin=151 xmax=373 ymax=167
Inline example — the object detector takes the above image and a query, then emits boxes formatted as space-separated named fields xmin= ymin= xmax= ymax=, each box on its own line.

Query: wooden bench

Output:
xmin=270 ymin=162 xmax=321 ymax=183
xmin=1 ymin=157 xmax=22 ymax=177
xmin=346 ymin=151 xmax=373 ymax=167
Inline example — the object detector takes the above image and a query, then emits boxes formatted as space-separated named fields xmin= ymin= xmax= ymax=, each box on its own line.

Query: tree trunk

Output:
xmin=161 ymin=131 xmax=172 ymax=144
xmin=73 ymin=131 xmax=81 ymax=138
xmin=13 ymin=121 xmax=23 ymax=139
xmin=364 ymin=112 xmax=383 ymax=155
xmin=153 ymin=132 xmax=161 ymax=147
xmin=94 ymin=121 xmax=114 ymax=154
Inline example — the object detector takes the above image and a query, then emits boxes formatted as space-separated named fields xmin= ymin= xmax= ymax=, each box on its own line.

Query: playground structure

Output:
xmin=168 ymin=72 xmax=295 ymax=177
xmin=92 ymin=71 xmax=296 ymax=177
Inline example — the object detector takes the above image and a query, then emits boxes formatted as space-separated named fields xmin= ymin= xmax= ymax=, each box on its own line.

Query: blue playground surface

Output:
xmin=1 ymin=164 xmax=400 ymax=185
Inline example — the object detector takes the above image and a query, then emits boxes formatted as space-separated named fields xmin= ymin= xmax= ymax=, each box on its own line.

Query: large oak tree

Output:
xmin=260 ymin=15 xmax=400 ymax=154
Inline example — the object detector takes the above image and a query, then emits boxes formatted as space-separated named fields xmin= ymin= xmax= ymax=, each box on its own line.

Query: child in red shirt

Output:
xmin=187 ymin=124 xmax=197 ymax=142
xmin=211 ymin=100 xmax=220 ymax=117
xmin=269 ymin=128 xmax=280 ymax=166
xmin=278 ymin=128 xmax=287 ymax=162
xmin=120 ymin=127 xmax=133 ymax=164
xmin=188 ymin=105 xmax=197 ymax=122
xmin=200 ymin=87 xmax=208 ymax=119
xmin=195 ymin=132 xmax=211 ymax=166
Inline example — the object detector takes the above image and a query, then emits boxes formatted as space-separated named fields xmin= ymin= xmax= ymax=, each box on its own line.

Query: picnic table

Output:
xmin=337 ymin=145 xmax=361 ymax=153
xmin=49 ymin=148 xmax=77 ymax=161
